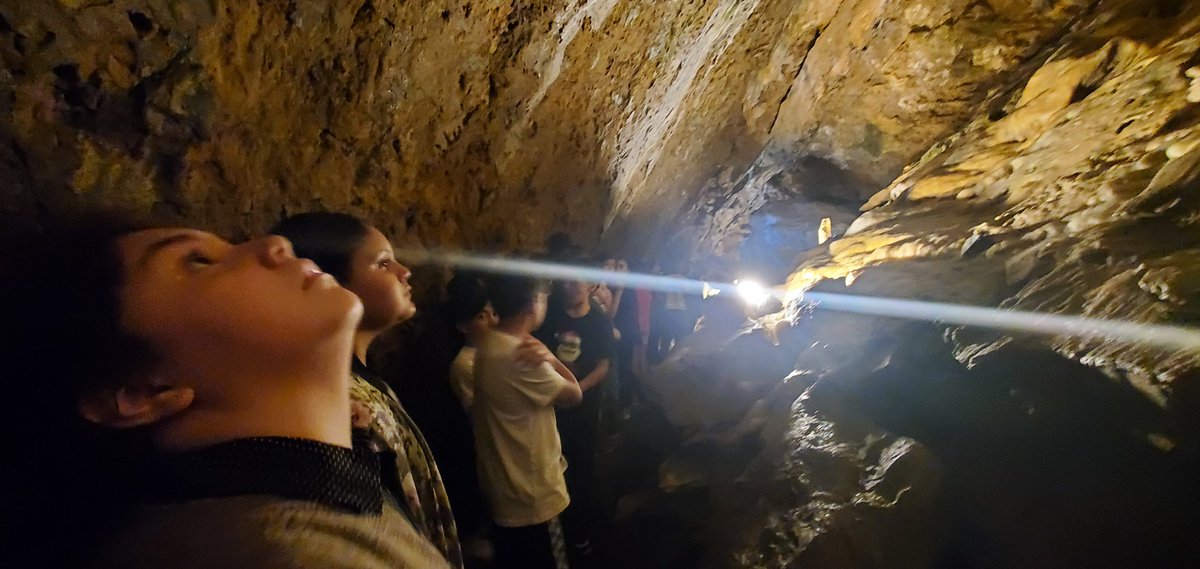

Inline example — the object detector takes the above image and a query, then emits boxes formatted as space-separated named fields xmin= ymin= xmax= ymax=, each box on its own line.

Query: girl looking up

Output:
xmin=272 ymin=212 xmax=463 ymax=568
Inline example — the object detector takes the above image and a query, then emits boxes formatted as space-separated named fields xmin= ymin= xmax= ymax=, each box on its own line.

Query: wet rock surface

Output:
xmin=740 ymin=384 xmax=945 ymax=569
xmin=631 ymin=310 xmax=1199 ymax=567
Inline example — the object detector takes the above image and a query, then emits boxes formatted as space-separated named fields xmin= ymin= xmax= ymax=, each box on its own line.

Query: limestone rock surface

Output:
xmin=785 ymin=2 xmax=1200 ymax=410
xmin=2 ymin=0 xmax=1091 ymax=253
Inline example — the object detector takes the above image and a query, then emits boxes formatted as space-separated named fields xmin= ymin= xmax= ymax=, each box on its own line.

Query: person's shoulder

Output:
xmin=102 ymin=498 xmax=450 ymax=569
xmin=90 ymin=498 xmax=311 ymax=569
xmin=453 ymin=345 xmax=476 ymax=362
xmin=477 ymin=330 xmax=516 ymax=351
xmin=475 ymin=331 xmax=523 ymax=367
xmin=258 ymin=501 xmax=451 ymax=568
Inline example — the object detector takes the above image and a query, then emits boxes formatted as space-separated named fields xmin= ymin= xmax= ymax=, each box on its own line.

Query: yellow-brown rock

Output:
xmin=785 ymin=2 xmax=1200 ymax=406
xmin=0 ymin=0 xmax=1098 ymax=251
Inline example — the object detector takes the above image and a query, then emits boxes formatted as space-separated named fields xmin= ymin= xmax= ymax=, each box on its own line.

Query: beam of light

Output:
xmin=799 ymin=291 xmax=1200 ymax=352
xmin=399 ymin=249 xmax=715 ymax=296
xmin=397 ymin=249 xmax=1200 ymax=353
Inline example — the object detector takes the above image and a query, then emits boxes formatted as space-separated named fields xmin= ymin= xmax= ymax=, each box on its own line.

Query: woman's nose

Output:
xmin=256 ymin=235 xmax=296 ymax=268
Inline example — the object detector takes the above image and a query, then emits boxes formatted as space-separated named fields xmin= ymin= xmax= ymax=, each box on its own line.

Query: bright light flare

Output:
xmin=735 ymin=279 xmax=771 ymax=307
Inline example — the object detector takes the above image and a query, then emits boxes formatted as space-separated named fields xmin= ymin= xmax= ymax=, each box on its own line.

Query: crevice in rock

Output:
xmin=761 ymin=28 xmax=821 ymax=139
xmin=127 ymin=11 xmax=154 ymax=36
xmin=354 ymin=0 xmax=376 ymax=26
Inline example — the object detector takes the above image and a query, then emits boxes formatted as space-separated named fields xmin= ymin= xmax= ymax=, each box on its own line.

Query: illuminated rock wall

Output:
xmin=658 ymin=3 xmax=1200 ymax=567
xmin=1 ymin=0 xmax=1087 ymax=252
xmin=783 ymin=2 xmax=1200 ymax=411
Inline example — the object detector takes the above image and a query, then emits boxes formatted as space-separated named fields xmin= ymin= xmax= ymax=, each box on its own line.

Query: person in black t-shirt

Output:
xmin=536 ymin=276 xmax=613 ymax=559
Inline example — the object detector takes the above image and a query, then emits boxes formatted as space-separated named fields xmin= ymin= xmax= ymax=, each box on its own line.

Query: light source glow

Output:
xmin=735 ymin=279 xmax=771 ymax=307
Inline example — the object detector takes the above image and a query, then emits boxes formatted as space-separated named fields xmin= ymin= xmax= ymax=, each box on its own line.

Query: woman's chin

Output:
xmin=384 ymin=306 xmax=417 ymax=329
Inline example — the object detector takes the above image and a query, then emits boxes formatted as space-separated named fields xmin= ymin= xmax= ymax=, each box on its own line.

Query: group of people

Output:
xmin=0 ymin=211 xmax=696 ymax=569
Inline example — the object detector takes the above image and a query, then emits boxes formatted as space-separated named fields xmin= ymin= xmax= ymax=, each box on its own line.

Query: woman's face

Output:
xmin=116 ymin=229 xmax=362 ymax=379
xmin=344 ymin=227 xmax=415 ymax=331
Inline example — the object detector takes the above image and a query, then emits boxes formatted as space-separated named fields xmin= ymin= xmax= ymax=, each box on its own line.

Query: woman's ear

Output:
xmin=78 ymin=381 xmax=195 ymax=429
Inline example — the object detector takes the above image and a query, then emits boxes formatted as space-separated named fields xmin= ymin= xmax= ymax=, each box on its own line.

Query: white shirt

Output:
xmin=449 ymin=346 xmax=476 ymax=409
xmin=472 ymin=330 xmax=571 ymax=527
xmin=665 ymin=275 xmax=687 ymax=310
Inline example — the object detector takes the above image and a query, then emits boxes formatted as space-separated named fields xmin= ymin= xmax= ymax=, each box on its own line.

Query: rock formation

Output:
xmin=652 ymin=2 xmax=1200 ymax=567
xmin=0 ymin=0 xmax=1095 ymax=247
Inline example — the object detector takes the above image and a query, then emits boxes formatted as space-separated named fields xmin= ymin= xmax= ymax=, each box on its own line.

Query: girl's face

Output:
xmin=344 ymin=226 xmax=415 ymax=332
xmin=116 ymin=229 xmax=362 ymax=382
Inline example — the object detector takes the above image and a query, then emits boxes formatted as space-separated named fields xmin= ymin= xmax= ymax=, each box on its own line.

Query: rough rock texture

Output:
xmin=628 ymin=1 xmax=1200 ymax=567
xmin=783 ymin=0 xmax=1200 ymax=413
xmin=622 ymin=0 xmax=1097 ymax=256
xmin=1 ymin=0 xmax=622 ymax=247
xmin=645 ymin=307 xmax=951 ymax=569
xmin=1 ymin=0 xmax=1093 ymax=251
xmin=741 ymin=393 xmax=943 ymax=569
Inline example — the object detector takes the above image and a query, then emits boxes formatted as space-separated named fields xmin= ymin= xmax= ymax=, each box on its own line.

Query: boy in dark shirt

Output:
xmin=536 ymin=277 xmax=614 ymax=558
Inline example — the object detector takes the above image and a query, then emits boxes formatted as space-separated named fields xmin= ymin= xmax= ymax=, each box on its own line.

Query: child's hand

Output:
xmin=516 ymin=335 xmax=553 ymax=368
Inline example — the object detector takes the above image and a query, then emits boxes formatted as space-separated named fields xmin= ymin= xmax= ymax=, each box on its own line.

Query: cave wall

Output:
xmin=2 ymin=0 xmax=620 ymax=249
xmin=638 ymin=0 xmax=1200 ymax=421
xmin=2 ymin=0 xmax=1095 ymax=254
xmin=653 ymin=2 xmax=1200 ymax=567
xmin=784 ymin=0 xmax=1200 ymax=414
xmin=610 ymin=0 xmax=1098 ymax=253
